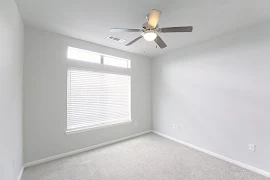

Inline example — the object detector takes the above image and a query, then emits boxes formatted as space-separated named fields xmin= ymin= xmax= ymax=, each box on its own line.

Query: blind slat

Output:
xmin=67 ymin=68 xmax=131 ymax=131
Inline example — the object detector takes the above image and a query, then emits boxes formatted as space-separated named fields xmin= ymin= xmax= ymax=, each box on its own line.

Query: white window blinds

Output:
xmin=67 ymin=67 xmax=131 ymax=132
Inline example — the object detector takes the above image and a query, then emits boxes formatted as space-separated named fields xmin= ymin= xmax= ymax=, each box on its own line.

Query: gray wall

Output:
xmin=23 ymin=27 xmax=152 ymax=163
xmin=0 ymin=0 xmax=24 ymax=179
xmin=152 ymin=21 xmax=270 ymax=173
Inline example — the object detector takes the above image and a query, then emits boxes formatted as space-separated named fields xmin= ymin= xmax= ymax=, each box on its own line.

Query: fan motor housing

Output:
xmin=142 ymin=22 xmax=158 ymax=31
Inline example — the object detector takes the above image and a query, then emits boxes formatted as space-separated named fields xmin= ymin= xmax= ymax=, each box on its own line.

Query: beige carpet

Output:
xmin=22 ymin=133 xmax=269 ymax=180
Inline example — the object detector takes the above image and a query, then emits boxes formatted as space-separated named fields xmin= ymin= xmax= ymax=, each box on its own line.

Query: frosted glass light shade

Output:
xmin=143 ymin=32 xmax=157 ymax=41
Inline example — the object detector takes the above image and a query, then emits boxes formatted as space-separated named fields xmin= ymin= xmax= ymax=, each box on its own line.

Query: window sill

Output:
xmin=66 ymin=120 xmax=132 ymax=135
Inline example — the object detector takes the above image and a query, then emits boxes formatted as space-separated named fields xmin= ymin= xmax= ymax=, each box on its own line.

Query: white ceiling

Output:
xmin=15 ymin=0 xmax=270 ymax=57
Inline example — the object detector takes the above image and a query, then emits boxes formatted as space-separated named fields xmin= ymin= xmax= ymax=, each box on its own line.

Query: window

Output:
xmin=66 ymin=47 xmax=131 ymax=134
xmin=67 ymin=47 xmax=130 ymax=68
xmin=67 ymin=47 xmax=101 ymax=63
xmin=103 ymin=56 xmax=130 ymax=68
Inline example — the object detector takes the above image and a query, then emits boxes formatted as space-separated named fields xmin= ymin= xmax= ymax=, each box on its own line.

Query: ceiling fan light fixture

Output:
xmin=110 ymin=9 xmax=193 ymax=49
xmin=143 ymin=31 xmax=157 ymax=41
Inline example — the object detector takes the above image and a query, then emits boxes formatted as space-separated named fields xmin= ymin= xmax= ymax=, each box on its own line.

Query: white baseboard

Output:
xmin=17 ymin=165 xmax=25 ymax=180
xmin=24 ymin=130 xmax=152 ymax=168
xmin=152 ymin=130 xmax=270 ymax=178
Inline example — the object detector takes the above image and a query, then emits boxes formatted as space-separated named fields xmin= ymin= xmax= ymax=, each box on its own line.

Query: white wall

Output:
xmin=0 ymin=0 xmax=24 ymax=179
xmin=152 ymin=21 xmax=270 ymax=173
xmin=23 ymin=27 xmax=152 ymax=163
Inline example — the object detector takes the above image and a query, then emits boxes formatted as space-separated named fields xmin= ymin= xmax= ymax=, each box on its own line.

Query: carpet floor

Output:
xmin=22 ymin=133 xmax=269 ymax=180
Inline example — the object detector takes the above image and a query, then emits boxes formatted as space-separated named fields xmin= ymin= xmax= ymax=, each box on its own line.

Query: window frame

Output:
xmin=67 ymin=47 xmax=131 ymax=69
xmin=66 ymin=46 xmax=132 ymax=135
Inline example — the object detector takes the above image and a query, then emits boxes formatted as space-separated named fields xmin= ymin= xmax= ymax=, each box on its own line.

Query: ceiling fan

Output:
xmin=110 ymin=9 xmax=193 ymax=49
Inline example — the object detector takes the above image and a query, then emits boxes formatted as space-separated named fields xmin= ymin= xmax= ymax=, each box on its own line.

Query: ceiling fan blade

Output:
xmin=110 ymin=28 xmax=141 ymax=33
xmin=160 ymin=26 xmax=193 ymax=33
xmin=155 ymin=35 xmax=167 ymax=49
xmin=126 ymin=36 xmax=143 ymax=46
xmin=148 ymin=9 xmax=162 ymax=28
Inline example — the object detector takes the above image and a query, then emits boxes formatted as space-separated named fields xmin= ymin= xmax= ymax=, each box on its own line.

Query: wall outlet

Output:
xmin=172 ymin=124 xmax=180 ymax=130
xmin=249 ymin=144 xmax=256 ymax=152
